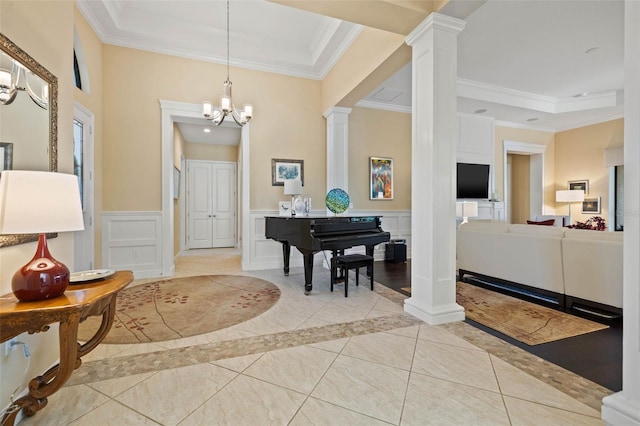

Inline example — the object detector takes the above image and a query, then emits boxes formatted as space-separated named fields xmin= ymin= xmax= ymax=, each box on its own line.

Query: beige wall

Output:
xmin=494 ymin=126 xmax=556 ymax=212
xmin=185 ymin=142 xmax=238 ymax=163
xmin=101 ymin=44 xmax=327 ymax=212
xmin=555 ymin=118 xmax=624 ymax=227
xmin=348 ymin=107 xmax=411 ymax=210
xmin=0 ymin=0 xmax=75 ymax=409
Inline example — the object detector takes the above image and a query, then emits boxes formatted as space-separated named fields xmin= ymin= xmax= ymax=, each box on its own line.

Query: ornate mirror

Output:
xmin=0 ymin=33 xmax=58 ymax=247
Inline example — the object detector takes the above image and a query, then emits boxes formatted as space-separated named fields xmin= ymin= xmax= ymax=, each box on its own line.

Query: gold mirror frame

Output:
xmin=0 ymin=33 xmax=58 ymax=247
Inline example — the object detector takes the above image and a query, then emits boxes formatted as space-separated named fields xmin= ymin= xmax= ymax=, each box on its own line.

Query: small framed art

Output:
xmin=0 ymin=142 xmax=13 ymax=171
xmin=272 ymin=158 xmax=304 ymax=186
xmin=582 ymin=197 xmax=601 ymax=214
xmin=370 ymin=157 xmax=393 ymax=200
xmin=568 ymin=179 xmax=589 ymax=195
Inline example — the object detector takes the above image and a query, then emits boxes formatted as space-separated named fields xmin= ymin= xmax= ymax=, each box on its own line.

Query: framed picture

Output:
xmin=272 ymin=158 xmax=304 ymax=186
xmin=370 ymin=157 xmax=393 ymax=200
xmin=0 ymin=142 xmax=13 ymax=171
xmin=582 ymin=197 xmax=601 ymax=214
xmin=172 ymin=167 xmax=180 ymax=200
xmin=278 ymin=201 xmax=291 ymax=216
xmin=568 ymin=179 xmax=589 ymax=195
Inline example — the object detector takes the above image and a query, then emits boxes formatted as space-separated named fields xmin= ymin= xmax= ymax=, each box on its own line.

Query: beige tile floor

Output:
xmin=20 ymin=248 xmax=610 ymax=425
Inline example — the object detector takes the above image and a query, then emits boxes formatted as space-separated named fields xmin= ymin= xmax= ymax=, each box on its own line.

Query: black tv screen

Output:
xmin=457 ymin=163 xmax=490 ymax=199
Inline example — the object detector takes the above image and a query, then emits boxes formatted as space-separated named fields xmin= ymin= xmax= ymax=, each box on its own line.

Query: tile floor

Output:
xmin=20 ymin=249 xmax=611 ymax=425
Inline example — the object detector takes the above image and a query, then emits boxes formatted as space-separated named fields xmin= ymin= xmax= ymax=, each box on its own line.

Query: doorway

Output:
xmin=73 ymin=103 xmax=95 ymax=271
xmin=503 ymin=140 xmax=545 ymax=223
xmin=160 ymin=100 xmax=251 ymax=277
xmin=186 ymin=160 xmax=236 ymax=249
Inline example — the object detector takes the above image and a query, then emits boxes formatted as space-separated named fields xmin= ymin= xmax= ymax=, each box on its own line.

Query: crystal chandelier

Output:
xmin=202 ymin=0 xmax=253 ymax=126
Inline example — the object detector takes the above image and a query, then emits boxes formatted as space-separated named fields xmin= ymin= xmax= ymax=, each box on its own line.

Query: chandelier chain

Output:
xmin=226 ymin=0 xmax=230 ymax=81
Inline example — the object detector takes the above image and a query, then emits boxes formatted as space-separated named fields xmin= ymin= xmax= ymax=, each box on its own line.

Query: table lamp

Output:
xmin=283 ymin=180 xmax=302 ymax=216
xmin=0 ymin=171 xmax=85 ymax=302
xmin=556 ymin=189 xmax=584 ymax=224
xmin=456 ymin=201 xmax=478 ymax=225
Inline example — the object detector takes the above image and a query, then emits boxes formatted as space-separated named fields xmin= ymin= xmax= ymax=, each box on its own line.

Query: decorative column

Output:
xmin=602 ymin=1 xmax=640 ymax=424
xmin=403 ymin=13 xmax=466 ymax=324
xmin=324 ymin=107 xmax=352 ymax=196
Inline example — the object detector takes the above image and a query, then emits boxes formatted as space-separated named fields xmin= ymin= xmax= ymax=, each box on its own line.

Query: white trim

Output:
xmin=73 ymin=102 xmax=95 ymax=270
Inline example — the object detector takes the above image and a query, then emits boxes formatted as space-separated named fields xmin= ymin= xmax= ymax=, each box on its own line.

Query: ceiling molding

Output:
xmin=458 ymin=78 xmax=618 ymax=115
xmin=355 ymin=100 xmax=411 ymax=114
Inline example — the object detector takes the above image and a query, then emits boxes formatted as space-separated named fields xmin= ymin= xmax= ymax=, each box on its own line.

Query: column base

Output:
xmin=404 ymin=297 xmax=465 ymax=325
xmin=602 ymin=392 xmax=640 ymax=425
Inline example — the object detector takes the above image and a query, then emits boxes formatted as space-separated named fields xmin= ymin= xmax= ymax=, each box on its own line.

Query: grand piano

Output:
xmin=265 ymin=215 xmax=390 ymax=294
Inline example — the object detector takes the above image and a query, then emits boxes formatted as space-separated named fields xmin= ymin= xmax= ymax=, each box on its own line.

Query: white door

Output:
xmin=73 ymin=104 xmax=94 ymax=271
xmin=187 ymin=160 xmax=236 ymax=249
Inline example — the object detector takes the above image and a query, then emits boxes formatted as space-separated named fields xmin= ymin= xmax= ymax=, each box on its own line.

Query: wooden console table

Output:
xmin=0 ymin=270 xmax=133 ymax=426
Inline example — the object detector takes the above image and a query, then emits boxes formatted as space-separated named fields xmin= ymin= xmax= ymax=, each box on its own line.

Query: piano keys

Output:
xmin=265 ymin=215 xmax=391 ymax=294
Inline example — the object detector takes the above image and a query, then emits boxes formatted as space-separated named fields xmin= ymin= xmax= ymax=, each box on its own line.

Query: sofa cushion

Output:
xmin=458 ymin=221 xmax=511 ymax=233
xmin=563 ymin=228 xmax=623 ymax=242
xmin=526 ymin=219 xmax=556 ymax=226
xmin=508 ymin=224 xmax=565 ymax=237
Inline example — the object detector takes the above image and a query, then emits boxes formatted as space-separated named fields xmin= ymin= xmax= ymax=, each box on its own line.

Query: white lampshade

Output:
xmin=0 ymin=170 xmax=85 ymax=234
xmin=456 ymin=201 xmax=478 ymax=218
xmin=283 ymin=179 xmax=302 ymax=196
xmin=556 ymin=190 xmax=584 ymax=202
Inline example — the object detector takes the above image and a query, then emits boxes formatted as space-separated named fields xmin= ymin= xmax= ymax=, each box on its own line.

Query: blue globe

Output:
xmin=325 ymin=188 xmax=350 ymax=214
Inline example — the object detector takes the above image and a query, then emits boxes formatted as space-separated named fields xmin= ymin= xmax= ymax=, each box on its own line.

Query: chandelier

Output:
xmin=202 ymin=0 xmax=253 ymax=126
xmin=0 ymin=61 xmax=48 ymax=109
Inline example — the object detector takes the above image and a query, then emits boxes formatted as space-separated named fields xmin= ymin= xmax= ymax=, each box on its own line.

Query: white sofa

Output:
xmin=457 ymin=221 xmax=623 ymax=317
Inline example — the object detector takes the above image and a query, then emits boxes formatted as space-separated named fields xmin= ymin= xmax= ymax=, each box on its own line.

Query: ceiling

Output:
xmin=77 ymin=0 xmax=625 ymax=144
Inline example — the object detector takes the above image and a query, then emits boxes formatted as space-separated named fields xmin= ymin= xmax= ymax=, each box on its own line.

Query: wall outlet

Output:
xmin=3 ymin=338 xmax=18 ymax=356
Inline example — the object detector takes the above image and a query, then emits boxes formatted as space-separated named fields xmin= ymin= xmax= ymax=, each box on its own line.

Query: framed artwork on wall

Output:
xmin=370 ymin=156 xmax=393 ymax=200
xmin=0 ymin=142 xmax=13 ymax=171
xmin=568 ymin=179 xmax=589 ymax=195
xmin=272 ymin=158 xmax=304 ymax=186
xmin=582 ymin=197 xmax=601 ymax=214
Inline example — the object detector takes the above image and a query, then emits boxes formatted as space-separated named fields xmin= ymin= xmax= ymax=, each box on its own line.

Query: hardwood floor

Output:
xmin=373 ymin=259 xmax=623 ymax=391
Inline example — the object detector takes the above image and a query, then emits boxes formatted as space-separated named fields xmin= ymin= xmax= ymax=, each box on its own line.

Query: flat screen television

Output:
xmin=457 ymin=162 xmax=490 ymax=199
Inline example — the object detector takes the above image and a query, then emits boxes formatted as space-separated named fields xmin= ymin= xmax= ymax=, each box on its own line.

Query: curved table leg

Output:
xmin=1 ymin=297 xmax=119 ymax=426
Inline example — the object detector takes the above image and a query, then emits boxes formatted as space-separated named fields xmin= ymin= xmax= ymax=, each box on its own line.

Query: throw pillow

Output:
xmin=526 ymin=219 xmax=556 ymax=226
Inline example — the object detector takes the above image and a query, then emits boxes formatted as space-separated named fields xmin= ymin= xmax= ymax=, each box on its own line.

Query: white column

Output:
xmin=403 ymin=13 xmax=466 ymax=325
xmin=324 ymin=107 xmax=352 ymax=195
xmin=602 ymin=1 xmax=640 ymax=424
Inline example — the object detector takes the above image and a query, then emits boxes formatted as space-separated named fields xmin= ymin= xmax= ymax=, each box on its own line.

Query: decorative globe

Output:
xmin=325 ymin=188 xmax=350 ymax=214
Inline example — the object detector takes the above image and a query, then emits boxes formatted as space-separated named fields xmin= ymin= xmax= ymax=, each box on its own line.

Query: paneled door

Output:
xmin=187 ymin=160 xmax=236 ymax=249
xmin=73 ymin=103 xmax=94 ymax=271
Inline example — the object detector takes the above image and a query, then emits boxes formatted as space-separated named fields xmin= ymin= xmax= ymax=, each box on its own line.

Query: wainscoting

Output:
xmin=242 ymin=210 xmax=411 ymax=272
xmin=101 ymin=210 xmax=410 ymax=279
xmin=101 ymin=211 xmax=163 ymax=279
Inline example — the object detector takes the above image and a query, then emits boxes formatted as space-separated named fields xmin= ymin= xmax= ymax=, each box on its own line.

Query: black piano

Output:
xmin=265 ymin=215 xmax=391 ymax=294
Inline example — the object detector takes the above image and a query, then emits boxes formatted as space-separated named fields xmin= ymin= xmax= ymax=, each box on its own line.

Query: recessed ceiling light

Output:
xmin=585 ymin=47 xmax=599 ymax=54
xmin=573 ymin=92 xmax=589 ymax=98
xmin=204 ymin=128 xmax=211 ymax=133
xmin=474 ymin=108 xmax=487 ymax=114
xmin=526 ymin=117 xmax=538 ymax=122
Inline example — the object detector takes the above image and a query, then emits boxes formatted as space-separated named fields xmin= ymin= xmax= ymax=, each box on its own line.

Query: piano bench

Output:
xmin=330 ymin=254 xmax=374 ymax=297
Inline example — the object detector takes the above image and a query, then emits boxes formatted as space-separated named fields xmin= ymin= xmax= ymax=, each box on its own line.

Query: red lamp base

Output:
xmin=12 ymin=233 xmax=70 ymax=302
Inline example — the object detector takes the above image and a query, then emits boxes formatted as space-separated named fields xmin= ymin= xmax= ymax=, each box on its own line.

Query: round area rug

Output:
xmin=78 ymin=275 xmax=280 ymax=344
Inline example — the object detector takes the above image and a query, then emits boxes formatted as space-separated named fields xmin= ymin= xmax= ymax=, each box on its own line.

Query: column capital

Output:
xmin=406 ymin=12 xmax=466 ymax=46
xmin=323 ymin=107 xmax=352 ymax=119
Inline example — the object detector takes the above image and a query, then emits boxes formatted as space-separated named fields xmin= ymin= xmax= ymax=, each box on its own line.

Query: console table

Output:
xmin=0 ymin=270 xmax=133 ymax=426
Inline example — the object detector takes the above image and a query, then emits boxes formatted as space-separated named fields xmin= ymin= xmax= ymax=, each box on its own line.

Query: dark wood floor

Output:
xmin=373 ymin=260 xmax=623 ymax=391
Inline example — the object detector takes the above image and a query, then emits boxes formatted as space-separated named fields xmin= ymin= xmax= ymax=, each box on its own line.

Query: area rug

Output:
xmin=78 ymin=275 xmax=280 ymax=344
xmin=456 ymin=282 xmax=608 ymax=345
